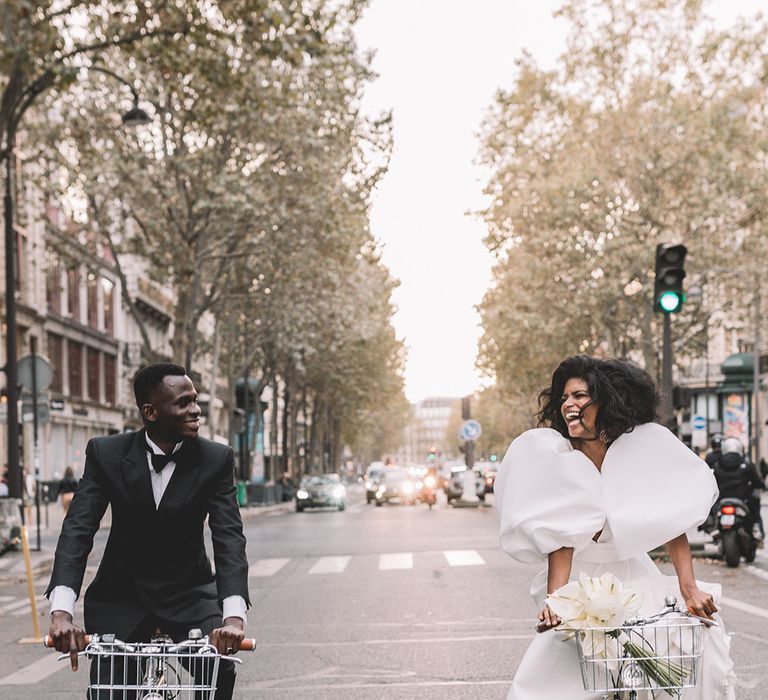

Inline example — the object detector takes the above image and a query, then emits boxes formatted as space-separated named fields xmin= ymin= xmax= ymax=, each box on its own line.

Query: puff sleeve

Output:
xmin=495 ymin=429 xmax=605 ymax=564
xmin=602 ymin=423 xmax=718 ymax=559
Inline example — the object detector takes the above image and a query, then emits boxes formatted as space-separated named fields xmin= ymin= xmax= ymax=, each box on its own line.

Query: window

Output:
xmin=104 ymin=354 xmax=116 ymax=405
xmin=87 ymin=272 xmax=98 ymax=329
xmin=46 ymin=252 xmax=62 ymax=314
xmin=102 ymin=277 xmax=114 ymax=335
xmin=67 ymin=266 xmax=80 ymax=320
xmin=87 ymin=347 xmax=100 ymax=401
xmin=68 ymin=341 xmax=83 ymax=398
xmin=15 ymin=231 xmax=26 ymax=294
xmin=47 ymin=333 xmax=63 ymax=393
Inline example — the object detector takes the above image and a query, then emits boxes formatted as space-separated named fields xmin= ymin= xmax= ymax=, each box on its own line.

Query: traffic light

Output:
xmin=654 ymin=243 xmax=687 ymax=314
xmin=427 ymin=446 xmax=438 ymax=462
xmin=490 ymin=454 xmax=497 ymax=463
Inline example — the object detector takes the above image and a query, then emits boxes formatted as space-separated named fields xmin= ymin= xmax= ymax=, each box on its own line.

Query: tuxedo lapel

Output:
xmin=158 ymin=438 xmax=204 ymax=511
xmin=120 ymin=429 xmax=156 ymax=512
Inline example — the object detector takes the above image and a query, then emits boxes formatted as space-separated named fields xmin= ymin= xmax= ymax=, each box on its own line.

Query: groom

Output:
xmin=46 ymin=363 xmax=250 ymax=699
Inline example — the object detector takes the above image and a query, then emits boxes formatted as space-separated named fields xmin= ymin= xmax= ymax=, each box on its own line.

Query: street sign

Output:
xmin=50 ymin=398 xmax=65 ymax=411
xmin=17 ymin=354 xmax=54 ymax=392
xmin=22 ymin=404 xmax=50 ymax=424
xmin=459 ymin=419 xmax=482 ymax=442
xmin=692 ymin=415 xmax=707 ymax=431
xmin=691 ymin=413 xmax=707 ymax=450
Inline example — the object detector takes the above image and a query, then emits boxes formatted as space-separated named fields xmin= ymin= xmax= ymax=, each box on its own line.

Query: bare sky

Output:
xmin=355 ymin=1 xmax=764 ymax=403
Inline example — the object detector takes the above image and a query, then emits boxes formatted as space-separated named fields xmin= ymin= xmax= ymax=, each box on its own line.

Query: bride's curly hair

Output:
xmin=536 ymin=355 xmax=659 ymax=442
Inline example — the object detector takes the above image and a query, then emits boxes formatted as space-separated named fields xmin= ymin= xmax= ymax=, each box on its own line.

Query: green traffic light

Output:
xmin=658 ymin=290 xmax=683 ymax=313
xmin=490 ymin=454 xmax=497 ymax=462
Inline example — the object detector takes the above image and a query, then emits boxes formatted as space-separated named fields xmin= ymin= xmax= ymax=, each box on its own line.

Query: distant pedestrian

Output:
xmin=760 ymin=457 xmax=768 ymax=481
xmin=57 ymin=467 xmax=78 ymax=512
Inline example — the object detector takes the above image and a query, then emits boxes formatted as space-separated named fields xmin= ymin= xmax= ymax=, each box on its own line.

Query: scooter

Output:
xmin=703 ymin=497 xmax=757 ymax=568
xmin=423 ymin=473 xmax=437 ymax=510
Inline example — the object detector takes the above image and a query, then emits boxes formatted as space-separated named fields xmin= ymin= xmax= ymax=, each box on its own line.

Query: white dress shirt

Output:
xmin=49 ymin=434 xmax=247 ymax=625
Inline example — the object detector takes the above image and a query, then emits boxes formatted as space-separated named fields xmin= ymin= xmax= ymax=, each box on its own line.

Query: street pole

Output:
xmin=30 ymin=336 xmax=41 ymax=552
xmin=754 ymin=274 xmax=761 ymax=465
xmin=3 ymin=137 xmax=22 ymax=508
xmin=661 ymin=312 xmax=674 ymax=430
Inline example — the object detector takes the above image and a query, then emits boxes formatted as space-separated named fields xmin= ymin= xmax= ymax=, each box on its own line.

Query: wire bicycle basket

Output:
xmin=76 ymin=630 xmax=239 ymax=700
xmin=575 ymin=596 xmax=707 ymax=700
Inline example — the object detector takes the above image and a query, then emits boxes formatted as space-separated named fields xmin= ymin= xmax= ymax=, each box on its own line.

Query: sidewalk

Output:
xmin=0 ymin=499 xmax=293 ymax=584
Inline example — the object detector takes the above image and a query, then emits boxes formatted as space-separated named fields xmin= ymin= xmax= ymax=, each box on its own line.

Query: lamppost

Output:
xmin=2 ymin=64 xmax=151 ymax=502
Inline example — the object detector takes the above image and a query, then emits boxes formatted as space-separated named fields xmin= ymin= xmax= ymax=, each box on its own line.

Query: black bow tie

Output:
xmin=147 ymin=449 xmax=181 ymax=473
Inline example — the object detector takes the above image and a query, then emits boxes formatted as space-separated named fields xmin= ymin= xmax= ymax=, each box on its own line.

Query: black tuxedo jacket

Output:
xmin=46 ymin=430 xmax=250 ymax=639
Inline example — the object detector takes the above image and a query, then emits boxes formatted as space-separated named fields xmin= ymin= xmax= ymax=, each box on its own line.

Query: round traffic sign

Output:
xmin=17 ymin=354 xmax=54 ymax=391
xmin=459 ymin=419 xmax=482 ymax=442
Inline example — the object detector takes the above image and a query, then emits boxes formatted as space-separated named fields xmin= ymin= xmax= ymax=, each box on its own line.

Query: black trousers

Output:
xmin=87 ymin=613 xmax=236 ymax=700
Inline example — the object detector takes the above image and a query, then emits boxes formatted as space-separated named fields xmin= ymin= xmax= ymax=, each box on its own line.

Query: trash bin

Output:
xmin=236 ymin=481 xmax=248 ymax=507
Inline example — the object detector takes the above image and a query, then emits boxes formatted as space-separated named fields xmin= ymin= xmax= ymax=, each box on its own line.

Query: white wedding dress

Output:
xmin=495 ymin=423 xmax=736 ymax=700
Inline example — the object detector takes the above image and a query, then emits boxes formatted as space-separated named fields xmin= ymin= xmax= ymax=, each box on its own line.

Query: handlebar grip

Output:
xmin=44 ymin=634 xmax=92 ymax=648
xmin=238 ymin=638 xmax=256 ymax=651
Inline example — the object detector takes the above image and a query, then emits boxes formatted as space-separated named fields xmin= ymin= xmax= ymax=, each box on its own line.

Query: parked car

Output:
xmin=374 ymin=468 xmax=417 ymax=506
xmin=444 ymin=466 xmax=485 ymax=503
xmin=474 ymin=461 xmax=497 ymax=496
xmin=296 ymin=474 xmax=346 ymax=512
xmin=364 ymin=462 xmax=388 ymax=503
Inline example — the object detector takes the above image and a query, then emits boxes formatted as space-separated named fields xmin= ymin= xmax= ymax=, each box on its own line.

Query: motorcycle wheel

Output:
xmin=722 ymin=530 xmax=741 ymax=568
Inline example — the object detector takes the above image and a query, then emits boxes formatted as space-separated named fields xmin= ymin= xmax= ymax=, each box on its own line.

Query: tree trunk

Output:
xmin=206 ymin=316 xmax=222 ymax=440
xmin=309 ymin=395 xmax=321 ymax=474
xmin=281 ymin=377 xmax=290 ymax=475
xmin=270 ymin=376 xmax=279 ymax=483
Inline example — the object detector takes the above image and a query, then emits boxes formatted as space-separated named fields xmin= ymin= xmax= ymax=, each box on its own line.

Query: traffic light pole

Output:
xmin=661 ymin=312 xmax=674 ymax=430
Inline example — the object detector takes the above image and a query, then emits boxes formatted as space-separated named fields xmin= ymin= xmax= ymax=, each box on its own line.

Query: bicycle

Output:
xmin=45 ymin=628 xmax=255 ymax=699
xmin=575 ymin=596 xmax=714 ymax=699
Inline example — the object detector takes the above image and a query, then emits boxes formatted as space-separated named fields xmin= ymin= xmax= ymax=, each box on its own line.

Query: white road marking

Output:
xmin=0 ymin=653 xmax=64 ymax=685
xmin=249 ymin=558 xmax=290 ymax=577
xmin=257 ymin=633 xmax=532 ymax=647
xmin=379 ymin=552 xmax=413 ymax=570
xmin=720 ymin=596 xmax=768 ymax=620
xmin=443 ymin=550 xmax=485 ymax=567
xmin=0 ymin=595 xmax=46 ymax=614
xmin=744 ymin=565 xmax=768 ymax=583
xmin=309 ymin=556 xmax=351 ymax=574
xmin=247 ymin=680 xmax=513 ymax=691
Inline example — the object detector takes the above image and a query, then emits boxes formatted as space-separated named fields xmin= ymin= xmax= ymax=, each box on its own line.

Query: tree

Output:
xmin=477 ymin=0 xmax=768 ymax=406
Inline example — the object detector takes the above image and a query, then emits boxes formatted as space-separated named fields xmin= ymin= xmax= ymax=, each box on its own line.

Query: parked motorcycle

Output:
xmin=0 ymin=498 xmax=22 ymax=556
xmin=703 ymin=497 xmax=757 ymax=568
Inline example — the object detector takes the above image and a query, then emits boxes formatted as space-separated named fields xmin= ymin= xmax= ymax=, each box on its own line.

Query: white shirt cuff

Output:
xmin=49 ymin=585 xmax=77 ymax=618
xmin=222 ymin=595 xmax=247 ymax=626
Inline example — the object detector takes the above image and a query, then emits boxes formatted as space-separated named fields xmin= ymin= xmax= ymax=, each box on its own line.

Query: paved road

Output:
xmin=0 ymin=487 xmax=766 ymax=698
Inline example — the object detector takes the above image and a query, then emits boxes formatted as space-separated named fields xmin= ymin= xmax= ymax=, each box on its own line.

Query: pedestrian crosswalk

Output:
xmin=248 ymin=549 xmax=488 ymax=578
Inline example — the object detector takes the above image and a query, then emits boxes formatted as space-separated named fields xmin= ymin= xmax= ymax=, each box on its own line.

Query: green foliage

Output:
xmin=477 ymin=0 xmax=768 ymax=419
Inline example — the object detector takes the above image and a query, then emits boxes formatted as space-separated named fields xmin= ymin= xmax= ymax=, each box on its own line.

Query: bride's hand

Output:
xmin=536 ymin=604 xmax=561 ymax=632
xmin=682 ymin=586 xmax=717 ymax=620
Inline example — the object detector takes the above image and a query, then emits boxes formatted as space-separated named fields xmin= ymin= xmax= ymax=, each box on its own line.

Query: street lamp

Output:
xmin=2 ymin=65 xmax=151 ymax=501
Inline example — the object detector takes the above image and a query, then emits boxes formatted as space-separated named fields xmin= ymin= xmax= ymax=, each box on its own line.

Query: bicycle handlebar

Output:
xmin=44 ymin=635 xmax=257 ymax=651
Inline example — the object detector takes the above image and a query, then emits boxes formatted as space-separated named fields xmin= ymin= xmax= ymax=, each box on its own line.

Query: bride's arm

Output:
xmin=666 ymin=533 xmax=717 ymax=620
xmin=538 ymin=547 xmax=574 ymax=632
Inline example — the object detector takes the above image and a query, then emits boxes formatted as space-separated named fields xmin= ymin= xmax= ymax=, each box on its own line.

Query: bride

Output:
xmin=495 ymin=355 xmax=735 ymax=699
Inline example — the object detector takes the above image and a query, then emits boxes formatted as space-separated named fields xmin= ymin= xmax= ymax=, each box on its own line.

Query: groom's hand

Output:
xmin=211 ymin=617 xmax=245 ymax=655
xmin=48 ymin=611 xmax=87 ymax=670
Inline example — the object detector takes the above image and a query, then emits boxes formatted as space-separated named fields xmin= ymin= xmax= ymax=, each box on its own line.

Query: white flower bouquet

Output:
xmin=547 ymin=572 xmax=692 ymax=693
